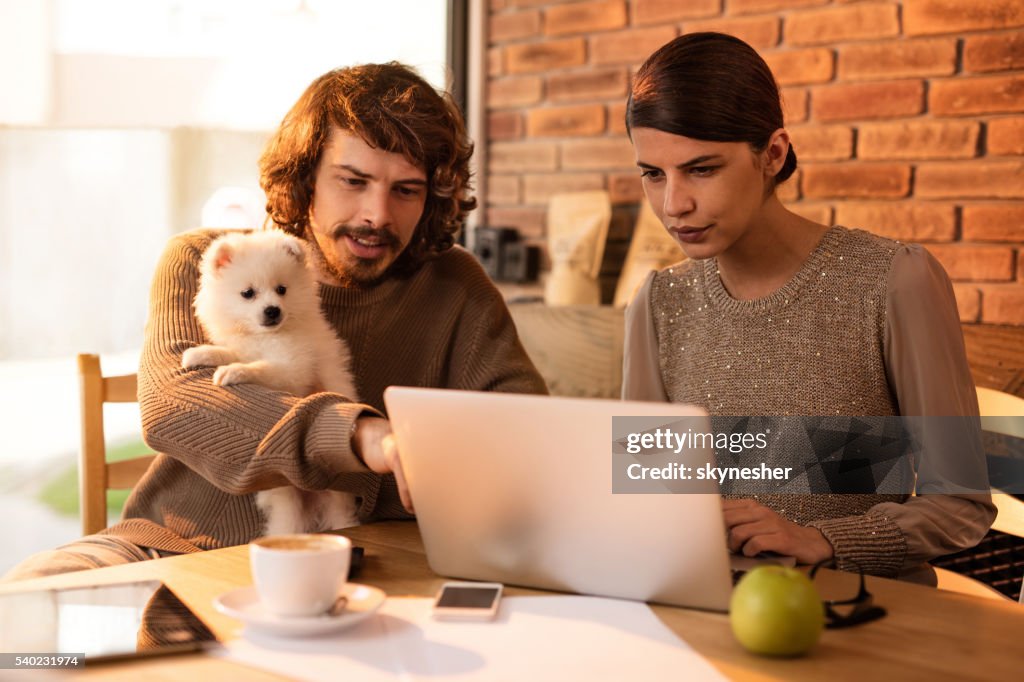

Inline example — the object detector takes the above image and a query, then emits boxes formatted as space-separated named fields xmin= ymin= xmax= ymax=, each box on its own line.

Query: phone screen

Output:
xmin=0 ymin=580 xmax=218 ymax=662
xmin=436 ymin=586 xmax=501 ymax=609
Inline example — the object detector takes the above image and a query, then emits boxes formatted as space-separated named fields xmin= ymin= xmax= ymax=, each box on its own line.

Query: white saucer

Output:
xmin=213 ymin=583 xmax=385 ymax=637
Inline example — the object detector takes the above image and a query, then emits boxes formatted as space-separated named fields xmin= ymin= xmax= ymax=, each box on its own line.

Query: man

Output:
xmin=5 ymin=62 xmax=546 ymax=580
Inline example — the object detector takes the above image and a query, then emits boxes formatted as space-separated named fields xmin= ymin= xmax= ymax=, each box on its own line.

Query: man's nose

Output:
xmin=358 ymin=186 xmax=393 ymax=228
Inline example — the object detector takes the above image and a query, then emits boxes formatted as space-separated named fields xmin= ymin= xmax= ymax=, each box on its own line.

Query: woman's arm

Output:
xmin=811 ymin=245 xmax=996 ymax=574
xmin=622 ymin=271 xmax=669 ymax=401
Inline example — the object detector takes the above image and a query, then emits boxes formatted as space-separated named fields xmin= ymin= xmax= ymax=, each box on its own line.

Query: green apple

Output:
xmin=730 ymin=565 xmax=825 ymax=657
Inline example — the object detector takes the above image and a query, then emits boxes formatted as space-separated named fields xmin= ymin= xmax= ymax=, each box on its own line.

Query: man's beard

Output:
xmin=306 ymin=223 xmax=401 ymax=289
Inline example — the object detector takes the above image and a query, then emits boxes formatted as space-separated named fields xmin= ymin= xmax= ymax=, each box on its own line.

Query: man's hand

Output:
xmin=722 ymin=498 xmax=833 ymax=565
xmin=351 ymin=416 xmax=414 ymax=513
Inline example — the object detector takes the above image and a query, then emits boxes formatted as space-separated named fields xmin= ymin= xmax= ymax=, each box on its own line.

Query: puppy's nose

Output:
xmin=263 ymin=306 xmax=281 ymax=323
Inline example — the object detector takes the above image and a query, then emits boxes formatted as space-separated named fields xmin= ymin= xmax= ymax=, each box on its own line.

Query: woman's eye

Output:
xmin=241 ymin=288 xmax=255 ymax=299
xmin=275 ymin=285 xmax=287 ymax=296
xmin=640 ymin=169 xmax=663 ymax=180
xmin=340 ymin=177 xmax=365 ymax=187
xmin=690 ymin=166 xmax=719 ymax=177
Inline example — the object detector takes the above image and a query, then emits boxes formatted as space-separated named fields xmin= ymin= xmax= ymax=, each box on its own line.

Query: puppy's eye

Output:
xmin=241 ymin=288 xmax=255 ymax=299
xmin=275 ymin=285 xmax=287 ymax=296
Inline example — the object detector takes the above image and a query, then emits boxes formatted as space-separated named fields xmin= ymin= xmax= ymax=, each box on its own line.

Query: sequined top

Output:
xmin=623 ymin=225 xmax=995 ymax=579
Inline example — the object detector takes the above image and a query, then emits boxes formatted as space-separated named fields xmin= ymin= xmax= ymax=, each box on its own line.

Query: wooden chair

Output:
xmin=978 ymin=387 xmax=1024 ymax=603
xmin=78 ymin=353 xmax=155 ymax=535
xmin=935 ymin=386 xmax=1024 ymax=602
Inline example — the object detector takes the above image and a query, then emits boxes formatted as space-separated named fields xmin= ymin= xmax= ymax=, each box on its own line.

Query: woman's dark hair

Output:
xmin=626 ymin=32 xmax=797 ymax=186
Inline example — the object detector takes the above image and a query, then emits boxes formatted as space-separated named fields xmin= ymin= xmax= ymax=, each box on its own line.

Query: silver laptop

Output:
xmin=383 ymin=387 xmax=734 ymax=612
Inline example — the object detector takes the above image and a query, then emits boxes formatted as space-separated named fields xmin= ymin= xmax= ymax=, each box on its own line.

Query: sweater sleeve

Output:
xmin=622 ymin=270 xmax=669 ymax=401
xmin=808 ymin=245 xmax=996 ymax=576
xmin=138 ymin=230 xmax=383 ymax=498
xmin=444 ymin=252 xmax=549 ymax=395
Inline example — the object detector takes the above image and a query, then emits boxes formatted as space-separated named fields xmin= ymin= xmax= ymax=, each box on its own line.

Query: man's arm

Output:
xmin=139 ymin=230 xmax=381 ymax=496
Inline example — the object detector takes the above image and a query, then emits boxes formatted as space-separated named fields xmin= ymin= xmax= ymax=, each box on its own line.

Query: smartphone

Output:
xmin=431 ymin=581 xmax=503 ymax=621
xmin=349 ymin=545 xmax=365 ymax=580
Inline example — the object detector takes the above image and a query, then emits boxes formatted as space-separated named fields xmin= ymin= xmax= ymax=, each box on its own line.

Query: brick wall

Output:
xmin=483 ymin=0 xmax=1024 ymax=325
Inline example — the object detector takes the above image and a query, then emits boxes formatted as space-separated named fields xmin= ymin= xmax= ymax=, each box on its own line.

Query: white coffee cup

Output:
xmin=249 ymin=534 xmax=352 ymax=617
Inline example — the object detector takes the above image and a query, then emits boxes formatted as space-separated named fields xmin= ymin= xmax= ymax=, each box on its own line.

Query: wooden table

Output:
xmin=2 ymin=521 xmax=1023 ymax=680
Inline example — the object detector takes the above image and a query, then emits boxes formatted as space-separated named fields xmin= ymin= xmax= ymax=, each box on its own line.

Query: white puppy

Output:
xmin=182 ymin=229 xmax=360 ymax=536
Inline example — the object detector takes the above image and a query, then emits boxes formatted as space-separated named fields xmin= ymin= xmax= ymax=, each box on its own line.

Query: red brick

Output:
xmin=488 ymin=111 xmax=523 ymax=141
xmin=681 ymin=16 xmax=780 ymax=49
xmin=489 ymin=141 xmax=558 ymax=172
xmin=916 ymin=161 xmax=1024 ymax=199
xmin=981 ymin=285 xmax=1024 ymax=324
xmin=486 ymin=175 xmax=521 ymax=205
xmin=729 ymin=0 xmax=827 ymax=15
xmin=931 ymin=74 xmax=1024 ymax=117
xmin=838 ymin=38 xmax=957 ymax=81
xmin=988 ymin=117 xmax=1024 ymax=156
xmin=925 ymin=245 xmax=1015 ymax=281
xmin=547 ymin=68 xmax=628 ymax=103
xmin=591 ymin=26 xmax=678 ymax=66
xmin=858 ymin=120 xmax=979 ymax=161
xmin=803 ymin=163 xmax=911 ymax=199
xmin=904 ymin=0 xmax=1024 ymax=36
xmin=781 ymin=87 xmax=809 ymax=125
xmin=609 ymin=101 xmax=628 ymax=135
xmin=561 ymin=137 xmax=636 ymax=170
xmin=544 ymin=0 xmax=627 ymax=36
xmin=486 ymin=207 xmax=546 ymax=240
xmin=964 ymin=33 xmax=1024 ymax=73
xmin=489 ymin=47 xmax=503 ymax=77
xmin=786 ymin=3 xmax=899 ymax=46
xmin=788 ymin=124 xmax=852 ymax=161
xmin=491 ymin=0 xmax=507 ymax=10
xmin=764 ymin=48 xmax=834 ymax=86
xmin=505 ymin=38 xmax=586 ymax=74
xmin=952 ymin=284 xmax=981 ymax=323
xmin=526 ymin=104 xmax=606 ymax=137
xmin=786 ymin=202 xmax=833 ymax=225
xmin=488 ymin=76 xmax=543 ymax=109
xmin=508 ymin=0 xmax=583 ymax=6
xmin=523 ymin=173 xmax=605 ymax=205
xmin=962 ymin=204 xmax=1024 ymax=242
xmin=490 ymin=10 xmax=541 ymax=43
xmin=609 ymin=173 xmax=644 ymax=204
xmin=777 ymin=168 xmax=801 ymax=202
xmin=635 ymin=0 xmax=719 ymax=25
xmin=833 ymin=202 xmax=956 ymax=241
xmin=812 ymin=81 xmax=924 ymax=122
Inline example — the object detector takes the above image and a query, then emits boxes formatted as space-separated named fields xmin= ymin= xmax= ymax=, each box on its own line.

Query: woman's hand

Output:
xmin=351 ymin=416 xmax=414 ymax=513
xmin=722 ymin=498 xmax=833 ymax=565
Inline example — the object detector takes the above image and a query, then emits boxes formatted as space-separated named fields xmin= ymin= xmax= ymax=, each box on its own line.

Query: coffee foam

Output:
xmin=253 ymin=534 xmax=345 ymax=552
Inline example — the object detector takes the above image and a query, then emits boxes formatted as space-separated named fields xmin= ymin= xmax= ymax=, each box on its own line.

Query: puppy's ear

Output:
xmin=208 ymin=239 xmax=234 ymax=274
xmin=279 ymin=235 xmax=307 ymax=264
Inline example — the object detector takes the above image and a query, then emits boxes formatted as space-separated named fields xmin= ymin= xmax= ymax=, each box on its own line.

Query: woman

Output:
xmin=622 ymin=32 xmax=994 ymax=581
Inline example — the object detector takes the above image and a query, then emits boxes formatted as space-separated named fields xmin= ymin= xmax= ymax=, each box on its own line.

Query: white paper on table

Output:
xmin=215 ymin=595 xmax=727 ymax=681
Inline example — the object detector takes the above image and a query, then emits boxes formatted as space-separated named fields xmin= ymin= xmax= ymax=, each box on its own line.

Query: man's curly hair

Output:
xmin=259 ymin=63 xmax=477 ymax=275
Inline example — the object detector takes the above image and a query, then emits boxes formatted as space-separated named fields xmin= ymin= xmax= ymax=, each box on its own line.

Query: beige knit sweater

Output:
xmin=104 ymin=229 xmax=548 ymax=554
xmin=623 ymin=226 xmax=995 ymax=579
